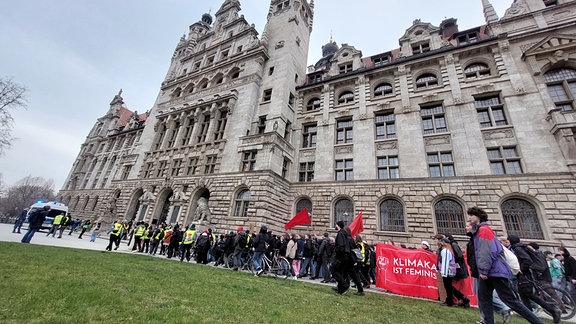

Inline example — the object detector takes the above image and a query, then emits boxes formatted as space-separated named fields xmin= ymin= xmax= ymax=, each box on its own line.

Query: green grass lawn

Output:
xmin=0 ymin=242 xmax=551 ymax=323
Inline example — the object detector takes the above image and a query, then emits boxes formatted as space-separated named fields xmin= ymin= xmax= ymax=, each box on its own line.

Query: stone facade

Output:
xmin=59 ymin=0 xmax=576 ymax=249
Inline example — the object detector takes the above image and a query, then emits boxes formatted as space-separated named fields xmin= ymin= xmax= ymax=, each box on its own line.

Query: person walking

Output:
xmin=90 ymin=222 xmax=101 ymax=242
xmin=438 ymin=237 xmax=469 ymax=307
xmin=546 ymin=251 xmax=565 ymax=293
xmin=331 ymin=221 xmax=364 ymax=296
xmin=68 ymin=218 xmax=80 ymax=235
xmin=78 ymin=220 xmax=91 ymax=239
xmin=232 ymin=226 xmax=247 ymax=271
xmin=180 ymin=225 xmax=197 ymax=262
xmin=13 ymin=208 xmax=28 ymax=234
xmin=467 ymin=206 xmax=543 ymax=324
xmin=252 ymin=225 xmax=269 ymax=276
xmin=46 ymin=212 xmax=64 ymax=237
xmin=318 ymin=232 xmax=334 ymax=283
xmin=57 ymin=213 xmax=71 ymax=238
xmin=21 ymin=205 xmax=51 ymax=243
xmin=105 ymin=220 xmax=123 ymax=251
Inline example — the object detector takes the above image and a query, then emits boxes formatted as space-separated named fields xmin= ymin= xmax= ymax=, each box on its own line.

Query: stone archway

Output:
xmin=185 ymin=188 xmax=211 ymax=226
xmin=152 ymin=188 xmax=173 ymax=225
xmin=126 ymin=188 xmax=144 ymax=221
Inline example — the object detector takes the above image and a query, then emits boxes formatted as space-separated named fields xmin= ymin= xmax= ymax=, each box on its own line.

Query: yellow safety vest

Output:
xmin=135 ymin=226 xmax=145 ymax=237
xmin=143 ymin=229 xmax=151 ymax=239
xmin=183 ymin=230 xmax=196 ymax=245
xmin=359 ymin=242 xmax=365 ymax=261
xmin=111 ymin=222 xmax=123 ymax=236
xmin=53 ymin=215 xmax=64 ymax=225
xmin=246 ymin=235 xmax=251 ymax=248
xmin=155 ymin=229 xmax=164 ymax=240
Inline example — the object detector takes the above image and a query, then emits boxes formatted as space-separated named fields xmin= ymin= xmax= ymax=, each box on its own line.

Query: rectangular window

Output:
xmin=187 ymin=157 xmax=198 ymax=176
xmin=121 ymin=165 xmax=132 ymax=180
xmin=302 ymin=123 xmax=317 ymax=148
xmin=375 ymin=112 xmax=396 ymax=140
xmin=288 ymin=92 xmax=295 ymax=106
xmin=241 ymin=151 xmax=257 ymax=172
xmin=475 ymin=96 xmax=508 ymax=128
xmin=258 ymin=116 xmax=267 ymax=134
xmin=284 ymin=121 xmax=291 ymax=140
xmin=412 ymin=42 xmax=430 ymax=54
xmin=156 ymin=161 xmax=167 ymax=178
xmin=372 ymin=55 xmax=391 ymax=66
xmin=309 ymin=73 xmax=322 ymax=83
xmin=171 ymin=159 xmax=182 ymax=177
xmin=335 ymin=159 xmax=354 ymax=181
xmin=204 ymin=155 xmax=217 ymax=174
xmin=181 ymin=117 xmax=194 ymax=146
xmin=221 ymin=50 xmax=229 ymax=59
xmin=457 ymin=32 xmax=479 ymax=45
xmin=197 ymin=114 xmax=210 ymax=143
xmin=143 ymin=162 xmax=154 ymax=178
xmin=427 ymin=151 xmax=455 ymax=177
xmin=377 ymin=156 xmax=399 ymax=179
xmin=262 ymin=89 xmax=272 ymax=102
xmin=213 ymin=110 xmax=228 ymax=141
xmin=299 ymin=162 xmax=314 ymax=182
xmin=282 ymin=158 xmax=290 ymax=179
xmin=339 ymin=63 xmax=353 ymax=74
xmin=336 ymin=119 xmax=353 ymax=144
xmin=166 ymin=121 xmax=180 ymax=148
xmin=421 ymin=104 xmax=447 ymax=134
xmin=237 ymin=45 xmax=243 ymax=53
xmin=487 ymin=146 xmax=523 ymax=174
xmin=269 ymin=67 xmax=275 ymax=75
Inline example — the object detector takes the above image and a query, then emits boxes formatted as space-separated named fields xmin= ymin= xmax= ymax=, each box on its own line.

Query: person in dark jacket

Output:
xmin=508 ymin=236 xmax=562 ymax=323
xmin=166 ymin=225 xmax=181 ymax=258
xmin=252 ymin=225 xmax=269 ymax=275
xmin=318 ymin=233 xmax=333 ymax=283
xmin=13 ymin=208 xmax=28 ymax=234
xmin=232 ymin=226 xmax=247 ymax=270
xmin=559 ymin=246 xmax=576 ymax=301
xmin=299 ymin=234 xmax=316 ymax=278
xmin=21 ymin=205 xmax=51 ymax=243
xmin=467 ymin=206 xmax=543 ymax=324
xmin=331 ymin=221 xmax=364 ymax=296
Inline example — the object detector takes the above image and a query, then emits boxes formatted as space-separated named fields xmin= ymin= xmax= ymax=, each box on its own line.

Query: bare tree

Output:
xmin=0 ymin=176 xmax=55 ymax=219
xmin=0 ymin=77 xmax=27 ymax=155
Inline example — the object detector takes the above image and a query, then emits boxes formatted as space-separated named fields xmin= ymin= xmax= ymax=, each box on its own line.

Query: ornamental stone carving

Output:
xmin=482 ymin=128 xmax=515 ymax=140
xmin=424 ymin=135 xmax=451 ymax=146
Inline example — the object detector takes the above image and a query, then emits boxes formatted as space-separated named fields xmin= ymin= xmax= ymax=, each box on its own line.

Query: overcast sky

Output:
xmin=0 ymin=0 xmax=513 ymax=191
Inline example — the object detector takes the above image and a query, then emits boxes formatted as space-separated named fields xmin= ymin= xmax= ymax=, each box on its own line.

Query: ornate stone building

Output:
xmin=59 ymin=0 xmax=576 ymax=249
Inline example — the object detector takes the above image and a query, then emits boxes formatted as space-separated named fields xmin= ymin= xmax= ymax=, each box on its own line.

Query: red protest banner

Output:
xmin=375 ymin=243 xmax=477 ymax=305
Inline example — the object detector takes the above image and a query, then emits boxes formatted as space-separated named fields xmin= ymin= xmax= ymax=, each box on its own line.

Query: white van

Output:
xmin=25 ymin=201 xmax=69 ymax=231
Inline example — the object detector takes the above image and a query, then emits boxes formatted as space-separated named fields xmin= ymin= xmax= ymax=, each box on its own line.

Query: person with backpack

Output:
xmin=299 ymin=234 xmax=316 ymax=278
xmin=318 ymin=232 xmax=334 ymax=283
xmin=195 ymin=230 xmax=211 ymax=264
xmin=559 ymin=246 xmax=576 ymax=301
xmin=21 ymin=205 xmax=51 ymax=244
xmin=508 ymin=235 xmax=561 ymax=323
xmin=467 ymin=207 xmax=543 ymax=324
xmin=331 ymin=222 xmax=364 ymax=296
xmin=354 ymin=235 xmax=372 ymax=289
xmin=438 ymin=237 xmax=469 ymax=307
xmin=232 ymin=226 xmax=247 ymax=270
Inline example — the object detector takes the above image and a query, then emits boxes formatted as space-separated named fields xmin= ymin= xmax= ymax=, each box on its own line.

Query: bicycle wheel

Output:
xmin=246 ymin=256 xmax=256 ymax=275
xmin=273 ymin=257 xmax=291 ymax=279
xmin=542 ymin=288 xmax=576 ymax=320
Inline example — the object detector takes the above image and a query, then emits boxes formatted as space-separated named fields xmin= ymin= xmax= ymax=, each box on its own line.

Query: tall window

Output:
xmin=91 ymin=196 xmax=99 ymax=212
xmin=213 ymin=110 xmax=228 ymax=141
xmin=415 ymin=73 xmax=438 ymax=89
xmin=434 ymin=199 xmax=466 ymax=235
xmin=334 ymin=198 xmax=354 ymax=226
xmin=338 ymin=91 xmax=354 ymax=105
xmin=258 ymin=116 xmax=267 ymax=134
xmin=375 ymin=112 xmax=396 ymax=139
xmin=205 ymin=155 xmax=217 ymax=174
xmin=421 ymin=104 xmax=447 ymax=134
xmin=166 ymin=121 xmax=180 ymax=148
xmin=428 ymin=151 xmax=455 ymax=177
xmin=121 ymin=165 xmax=132 ymax=180
xmin=153 ymin=124 xmax=166 ymax=150
xmin=233 ymin=190 xmax=251 ymax=217
xmin=143 ymin=162 xmax=154 ymax=178
xmin=374 ymin=83 xmax=393 ymax=97
xmin=487 ymin=146 xmax=523 ymax=174
xmin=296 ymin=198 xmax=313 ymax=216
xmin=299 ymin=162 xmax=314 ymax=182
xmin=241 ymin=151 xmax=257 ymax=172
xmin=302 ymin=123 xmax=317 ymax=148
xmin=336 ymin=119 xmax=353 ymax=144
xmin=262 ymin=89 xmax=272 ymax=102
xmin=306 ymin=98 xmax=321 ymax=111
xmin=544 ymin=68 xmax=576 ymax=112
xmin=282 ymin=158 xmax=290 ymax=179
xmin=377 ymin=156 xmax=399 ymax=179
xmin=464 ymin=63 xmax=490 ymax=78
xmin=339 ymin=63 xmax=353 ymax=74
xmin=186 ymin=157 xmax=198 ymax=176
xmin=475 ymin=96 xmax=507 ymax=128
xmin=379 ymin=199 xmax=405 ymax=232
xmin=156 ymin=161 xmax=167 ymax=178
xmin=501 ymin=198 xmax=544 ymax=240
xmin=197 ymin=114 xmax=210 ymax=143
xmin=171 ymin=159 xmax=183 ymax=177
xmin=335 ymin=159 xmax=353 ymax=181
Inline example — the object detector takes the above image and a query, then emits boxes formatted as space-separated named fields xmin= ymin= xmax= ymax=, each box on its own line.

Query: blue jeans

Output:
xmin=21 ymin=228 xmax=38 ymax=243
xmin=13 ymin=220 xmax=24 ymax=233
xmin=300 ymin=257 xmax=317 ymax=277
xmin=253 ymin=251 xmax=264 ymax=271
xmin=90 ymin=232 xmax=98 ymax=242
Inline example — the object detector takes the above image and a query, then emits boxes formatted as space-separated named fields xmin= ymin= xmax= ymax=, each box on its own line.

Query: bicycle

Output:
xmin=529 ymin=275 xmax=576 ymax=320
xmin=248 ymin=249 xmax=291 ymax=279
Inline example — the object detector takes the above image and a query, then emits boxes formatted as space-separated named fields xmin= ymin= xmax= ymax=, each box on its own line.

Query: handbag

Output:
xmin=351 ymin=248 xmax=363 ymax=263
xmin=501 ymin=243 xmax=520 ymax=275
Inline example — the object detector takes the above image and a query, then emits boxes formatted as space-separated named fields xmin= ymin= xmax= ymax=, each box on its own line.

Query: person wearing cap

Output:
xmin=545 ymin=251 xmax=565 ymax=292
xmin=232 ymin=226 xmax=247 ymax=271
xmin=332 ymin=221 xmax=364 ymax=296
xmin=467 ymin=206 xmax=543 ymax=324
xmin=421 ymin=241 xmax=433 ymax=253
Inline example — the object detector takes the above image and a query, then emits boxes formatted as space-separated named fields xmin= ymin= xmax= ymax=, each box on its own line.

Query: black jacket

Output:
xmin=466 ymin=233 xmax=479 ymax=278
xmin=29 ymin=210 xmax=49 ymax=229
xmin=563 ymin=249 xmax=576 ymax=280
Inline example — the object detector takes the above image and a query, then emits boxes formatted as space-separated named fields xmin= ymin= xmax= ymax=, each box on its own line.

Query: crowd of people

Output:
xmin=13 ymin=205 xmax=576 ymax=323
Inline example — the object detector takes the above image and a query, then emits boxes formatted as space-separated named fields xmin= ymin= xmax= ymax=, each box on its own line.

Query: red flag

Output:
xmin=349 ymin=211 xmax=364 ymax=237
xmin=284 ymin=208 xmax=311 ymax=230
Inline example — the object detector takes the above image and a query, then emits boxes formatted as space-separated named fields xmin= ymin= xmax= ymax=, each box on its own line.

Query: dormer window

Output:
xmin=276 ymin=0 xmax=290 ymax=11
xmin=457 ymin=32 xmax=479 ymax=45
xmin=374 ymin=83 xmax=393 ymax=97
xmin=412 ymin=42 xmax=430 ymax=55
xmin=339 ymin=63 xmax=353 ymax=74
xmin=310 ymin=73 xmax=322 ymax=83
xmin=372 ymin=55 xmax=391 ymax=66
xmin=338 ymin=91 xmax=354 ymax=105
xmin=544 ymin=0 xmax=557 ymax=6
xmin=415 ymin=73 xmax=438 ymax=89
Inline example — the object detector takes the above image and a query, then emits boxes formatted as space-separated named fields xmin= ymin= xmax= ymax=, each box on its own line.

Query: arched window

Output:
xmin=464 ymin=63 xmax=491 ymax=78
xmin=338 ymin=91 xmax=354 ymax=104
xmin=379 ymin=199 xmax=405 ymax=232
xmin=173 ymin=87 xmax=182 ymax=98
xmin=374 ymin=83 xmax=393 ymax=97
xmin=82 ymin=197 xmax=91 ymax=211
xmin=229 ymin=68 xmax=240 ymax=79
xmin=544 ymin=68 xmax=576 ymax=112
xmin=92 ymin=196 xmax=99 ymax=211
xmin=198 ymin=79 xmax=208 ymax=89
xmin=213 ymin=74 xmax=224 ymax=84
xmin=501 ymin=198 xmax=544 ymax=240
xmin=296 ymin=198 xmax=313 ymax=217
xmin=434 ymin=199 xmax=466 ymax=235
xmin=415 ymin=73 xmax=438 ymax=89
xmin=334 ymin=198 xmax=354 ymax=226
xmin=306 ymin=98 xmax=321 ymax=111
xmin=233 ymin=189 xmax=251 ymax=217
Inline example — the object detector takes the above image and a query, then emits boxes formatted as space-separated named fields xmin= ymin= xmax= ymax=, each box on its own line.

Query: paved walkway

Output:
xmin=0 ymin=223 xmax=571 ymax=323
